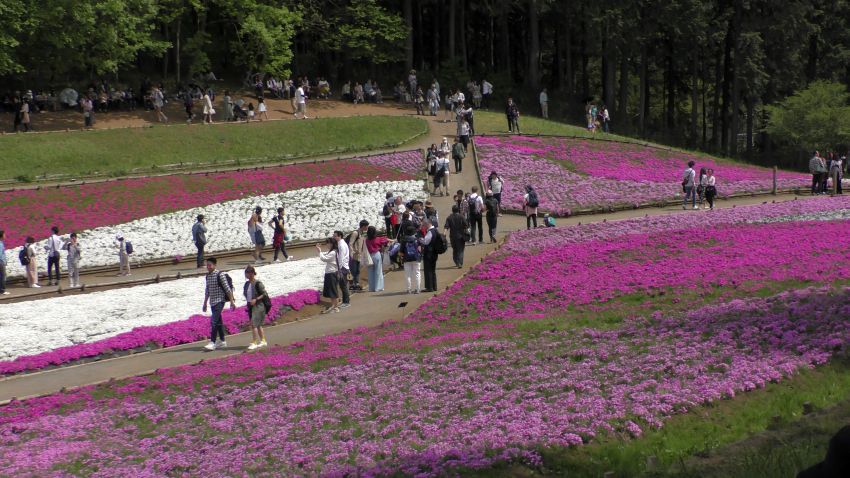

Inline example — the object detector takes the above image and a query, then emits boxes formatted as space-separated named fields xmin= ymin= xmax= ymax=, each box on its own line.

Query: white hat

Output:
xmin=115 ymin=234 xmax=123 ymax=240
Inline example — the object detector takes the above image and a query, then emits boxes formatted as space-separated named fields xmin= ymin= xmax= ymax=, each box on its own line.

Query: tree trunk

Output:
xmin=728 ymin=0 xmax=742 ymax=156
xmin=746 ymin=95 xmax=754 ymax=159
xmin=806 ymin=34 xmax=818 ymax=83
xmin=448 ymin=0 xmax=457 ymax=62
xmin=415 ymin=0 xmax=425 ymax=70
xmin=602 ymin=18 xmax=615 ymax=109
xmin=565 ymin=25 xmax=573 ymax=95
xmin=553 ymin=24 xmax=561 ymax=88
xmin=433 ymin=0 xmax=441 ymax=71
xmin=617 ymin=53 xmax=629 ymax=129
xmin=488 ymin=12 xmax=494 ymax=70
xmin=580 ymin=19 xmax=589 ymax=98
xmin=665 ymin=40 xmax=675 ymax=132
xmin=639 ymin=44 xmax=648 ymax=136
xmin=499 ymin=9 xmax=511 ymax=79
xmin=712 ymin=47 xmax=722 ymax=151
xmin=690 ymin=52 xmax=698 ymax=146
xmin=721 ymin=30 xmax=733 ymax=154
xmin=460 ymin=0 xmax=468 ymax=70
xmin=527 ymin=0 xmax=540 ymax=89
xmin=163 ymin=23 xmax=169 ymax=80
xmin=176 ymin=19 xmax=182 ymax=84
xmin=404 ymin=0 xmax=413 ymax=71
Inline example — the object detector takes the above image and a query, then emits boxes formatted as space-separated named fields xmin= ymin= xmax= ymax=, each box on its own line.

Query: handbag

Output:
xmin=209 ymin=108 xmax=216 ymax=115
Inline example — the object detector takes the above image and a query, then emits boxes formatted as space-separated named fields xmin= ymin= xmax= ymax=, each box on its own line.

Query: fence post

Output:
xmin=772 ymin=166 xmax=777 ymax=195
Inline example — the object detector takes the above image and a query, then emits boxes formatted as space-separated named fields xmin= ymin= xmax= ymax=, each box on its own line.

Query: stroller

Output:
xmin=232 ymin=102 xmax=248 ymax=121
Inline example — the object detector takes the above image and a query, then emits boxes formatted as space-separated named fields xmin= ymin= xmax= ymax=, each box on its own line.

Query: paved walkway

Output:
xmin=0 ymin=107 xmax=813 ymax=403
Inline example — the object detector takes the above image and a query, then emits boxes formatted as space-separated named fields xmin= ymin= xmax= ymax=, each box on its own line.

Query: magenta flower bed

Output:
xmin=351 ymin=149 xmax=424 ymax=176
xmin=1 ymin=286 xmax=847 ymax=476
xmin=0 ymin=289 xmax=320 ymax=376
xmin=0 ymin=152 xmax=420 ymax=246
xmin=475 ymin=135 xmax=809 ymax=214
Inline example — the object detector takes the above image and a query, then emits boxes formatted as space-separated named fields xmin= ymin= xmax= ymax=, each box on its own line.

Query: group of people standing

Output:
xmin=681 ymin=160 xmax=718 ymax=210
xmin=809 ymin=151 xmax=846 ymax=196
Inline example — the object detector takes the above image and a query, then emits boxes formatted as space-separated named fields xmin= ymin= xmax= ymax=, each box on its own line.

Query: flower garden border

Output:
xmin=471 ymin=134 xmax=806 ymax=218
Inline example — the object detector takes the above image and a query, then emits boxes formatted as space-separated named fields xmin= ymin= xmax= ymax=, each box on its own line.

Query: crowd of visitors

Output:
xmin=809 ymin=150 xmax=846 ymax=196
xmin=681 ymin=160 xmax=718 ymax=210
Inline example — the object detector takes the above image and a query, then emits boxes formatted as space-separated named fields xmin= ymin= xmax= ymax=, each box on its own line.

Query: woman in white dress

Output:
xmin=202 ymin=92 xmax=214 ymax=124
xmin=257 ymin=97 xmax=269 ymax=121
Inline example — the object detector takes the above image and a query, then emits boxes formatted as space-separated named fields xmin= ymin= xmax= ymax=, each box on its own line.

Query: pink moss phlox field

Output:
xmin=350 ymin=149 xmax=425 ymax=176
xmin=1 ymin=287 xmax=848 ymax=477
xmin=0 ymin=151 xmax=420 ymax=246
xmin=0 ymin=290 xmax=320 ymax=376
xmin=475 ymin=135 xmax=808 ymax=214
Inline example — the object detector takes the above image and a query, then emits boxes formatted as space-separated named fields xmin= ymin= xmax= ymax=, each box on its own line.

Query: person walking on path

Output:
xmin=705 ymin=169 xmax=717 ymax=210
xmin=460 ymin=103 xmax=475 ymax=135
xmin=697 ymin=167 xmax=708 ymax=209
xmin=467 ymin=187 xmax=485 ymax=245
xmin=248 ymin=207 xmax=266 ymax=263
xmin=400 ymin=226 xmax=422 ymax=294
xmin=435 ymin=152 xmax=450 ymax=197
xmin=458 ymin=118 xmax=471 ymax=152
xmin=269 ymin=208 xmax=291 ymax=262
xmin=202 ymin=92 xmax=214 ymax=124
xmin=317 ymin=238 xmax=340 ymax=314
xmin=506 ymin=97 xmax=520 ymax=133
xmin=444 ymin=205 xmax=469 ymax=268
xmin=0 ymin=230 xmax=7 ymax=295
xmin=539 ymin=88 xmax=549 ymax=119
xmin=419 ymin=219 xmax=439 ymax=293
xmin=524 ymin=185 xmax=539 ymax=229
xmin=365 ymin=226 xmax=389 ymax=292
xmin=682 ymin=160 xmax=697 ymax=209
xmin=152 ymin=86 xmax=168 ymax=123
xmin=192 ymin=215 xmax=207 ymax=268
xmin=484 ymin=191 xmax=499 ymax=243
xmin=116 ymin=235 xmax=131 ymax=276
xmin=488 ymin=171 xmax=504 ymax=216
xmin=257 ymin=97 xmax=269 ymax=121
xmin=20 ymin=100 xmax=31 ymax=132
xmin=63 ymin=233 xmax=82 ymax=288
xmin=451 ymin=136 xmax=466 ymax=173
xmin=243 ymin=265 xmax=269 ymax=350
xmin=334 ymin=230 xmax=351 ymax=308
xmin=294 ymin=85 xmax=308 ymax=119
xmin=44 ymin=226 xmax=63 ymax=286
xmin=23 ymin=236 xmax=38 ymax=288
xmin=348 ymin=220 xmax=370 ymax=292
xmin=81 ymin=95 xmax=94 ymax=128
xmin=202 ymin=257 xmax=236 ymax=350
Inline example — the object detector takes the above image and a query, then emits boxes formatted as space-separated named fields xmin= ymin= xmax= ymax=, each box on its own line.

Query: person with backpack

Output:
xmin=23 ymin=236 xmax=38 ymax=288
xmin=400 ymin=225 xmax=422 ymax=294
xmin=268 ymin=207 xmax=292 ymax=262
xmin=458 ymin=118 xmax=471 ymax=152
xmin=424 ymin=200 xmax=439 ymax=225
xmin=347 ymin=220 xmax=370 ymax=292
xmin=444 ymin=204 xmax=468 ymax=268
xmin=433 ymin=153 xmax=450 ymax=197
xmin=116 ymin=235 xmax=131 ymax=276
xmin=452 ymin=137 xmax=466 ymax=173
xmin=419 ymin=219 xmax=443 ymax=293
xmin=202 ymin=257 xmax=237 ymax=351
xmin=382 ymin=192 xmax=394 ymax=235
xmin=488 ymin=171 xmax=504 ymax=216
xmin=484 ymin=190 xmax=499 ymax=243
xmin=243 ymin=265 xmax=270 ymax=350
xmin=317 ymin=238 xmax=341 ymax=314
xmin=192 ymin=214 xmax=207 ymax=268
xmin=62 ymin=233 xmax=82 ymax=288
xmin=365 ymin=226 xmax=390 ymax=292
xmin=44 ymin=226 xmax=63 ymax=286
xmin=467 ymin=186 xmax=485 ymax=245
xmin=524 ymin=185 xmax=539 ymax=229
xmin=0 ymin=230 xmax=7 ymax=295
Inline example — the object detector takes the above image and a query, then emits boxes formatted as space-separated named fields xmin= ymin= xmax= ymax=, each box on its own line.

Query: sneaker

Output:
xmin=682 ymin=205 xmax=687 ymax=210
xmin=31 ymin=284 xmax=41 ymax=288
xmin=247 ymin=342 xmax=258 ymax=351
xmin=339 ymin=303 xmax=351 ymax=309
xmin=407 ymin=289 xmax=412 ymax=294
xmin=287 ymin=256 xmax=295 ymax=261
xmin=259 ymin=340 xmax=268 ymax=348
xmin=330 ymin=307 xmax=339 ymax=313
xmin=321 ymin=307 xmax=335 ymax=314
xmin=217 ymin=341 xmax=227 ymax=349
xmin=1 ymin=291 xmax=10 ymax=295
xmin=693 ymin=206 xmax=699 ymax=210
xmin=204 ymin=342 xmax=217 ymax=351
xmin=274 ymin=259 xmax=281 ymax=263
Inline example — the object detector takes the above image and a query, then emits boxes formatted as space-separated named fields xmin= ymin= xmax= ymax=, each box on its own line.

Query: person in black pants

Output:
xmin=484 ymin=191 xmax=499 ymax=243
xmin=192 ymin=215 xmax=207 ymax=268
xmin=467 ymin=187 xmax=484 ymax=244
xmin=443 ymin=205 xmax=468 ymax=268
xmin=420 ymin=219 xmax=438 ymax=292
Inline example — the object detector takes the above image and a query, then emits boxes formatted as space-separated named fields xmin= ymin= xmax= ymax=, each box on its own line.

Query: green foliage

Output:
xmin=765 ymin=81 xmax=850 ymax=151
xmin=0 ymin=0 xmax=24 ymax=75
xmin=216 ymin=0 xmax=301 ymax=77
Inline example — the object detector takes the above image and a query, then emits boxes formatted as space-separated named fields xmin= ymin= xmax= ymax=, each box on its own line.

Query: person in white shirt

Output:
xmin=682 ymin=160 xmax=697 ymax=210
xmin=116 ymin=235 xmax=131 ymax=276
xmin=294 ymin=85 xmax=308 ymax=119
xmin=466 ymin=187 xmax=485 ymax=244
xmin=602 ymin=106 xmax=611 ymax=133
xmin=704 ymin=169 xmax=717 ymax=210
xmin=482 ymin=79 xmax=493 ymax=108
xmin=25 ymin=236 xmax=39 ymax=288
xmin=44 ymin=226 xmax=63 ymax=286
xmin=334 ymin=231 xmax=351 ymax=308
xmin=435 ymin=153 xmax=451 ymax=196
xmin=63 ymin=233 xmax=82 ymax=288
xmin=539 ymin=88 xmax=549 ymax=119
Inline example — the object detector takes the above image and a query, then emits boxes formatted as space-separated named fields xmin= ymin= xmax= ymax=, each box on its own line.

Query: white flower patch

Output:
xmin=0 ymin=259 xmax=326 ymax=362
xmin=750 ymin=209 xmax=850 ymax=224
xmin=3 ymin=179 xmax=426 ymax=278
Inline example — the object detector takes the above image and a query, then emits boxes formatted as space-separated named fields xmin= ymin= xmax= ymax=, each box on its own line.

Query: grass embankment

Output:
xmin=0 ymin=115 xmax=427 ymax=181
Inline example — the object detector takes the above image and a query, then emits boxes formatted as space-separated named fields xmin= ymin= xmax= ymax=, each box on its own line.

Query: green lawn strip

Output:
xmin=0 ymin=116 xmax=427 ymax=181
xmin=461 ymin=359 xmax=850 ymax=478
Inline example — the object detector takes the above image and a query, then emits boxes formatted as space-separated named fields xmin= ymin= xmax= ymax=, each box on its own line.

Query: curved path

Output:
xmin=0 ymin=105 xmax=811 ymax=404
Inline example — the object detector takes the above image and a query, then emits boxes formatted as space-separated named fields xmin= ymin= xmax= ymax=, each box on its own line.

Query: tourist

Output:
xmin=484 ymin=190 xmax=499 ymax=243
xmin=697 ymin=167 xmax=708 ymax=208
xmin=243 ymin=265 xmax=269 ymax=350
xmin=223 ymin=90 xmax=233 ymax=122
xmin=424 ymin=200 xmax=439 ymax=225
xmin=444 ymin=205 xmax=468 ymax=268
xmin=460 ymin=103 xmax=475 ymax=135
xmin=467 ymin=187 xmax=485 ymax=245
xmin=192 ymin=214 xmax=207 ymax=268
xmin=334 ymin=230 xmax=351 ymax=308
xmin=348 ymin=220 xmax=370 ymax=291
xmin=539 ymin=88 xmax=549 ymax=119
xmin=414 ymin=86 xmax=425 ymax=115
xmin=392 ymin=196 xmax=406 ymax=238
xmin=183 ymin=91 xmax=195 ymax=123
xmin=152 ymin=86 xmax=168 ymax=123
xmin=20 ymin=99 xmax=30 ymax=132
xmin=353 ymin=82 xmax=364 ymax=104
xmin=472 ymin=82 xmax=482 ymax=108
xmin=602 ymin=105 xmax=611 ymax=133
xmin=341 ymin=81 xmax=351 ymax=101
xmin=456 ymin=189 xmax=470 ymax=220
xmin=452 ymin=137 xmax=466 ymax=173
xmin=202 ymin=91 xmax=214 ymax=124
xmin=400 ymin=225 xmax=422 ymax=294
xmin=408 ymin=70 xmax=418 ymax=96
xmin=257 ymin=97 xmax=269 ymax=121
xmin=63 ymin=233 xmax=82 ymax=288
xmin=544 ymin=214 xmax=556 ymax=227
xmin=488 ymin=171 xmax=504 ymax=216
xmin=382 ymin=192 xmax=395 ymax=236
xmin=830 ymin=154 xmax=843 ymax=195
xmin=24 ymin=236 xmax=38 ymax=288
xmin=506 ymin=97 xmax=520 ymax=133
xmin=444 ymin=91 xmax=454 ymax=120
xmin=809 ymin=151 xmax=821 ymax=195
xmin=419 ymin=219 xmax=439 ymax=292
xmin=44 ymin=226 xmax=62 ymax=286
xmin=524 ymin=185 xmax=539 ymax=229
xmin=248 ymin=206 xmax=266 ymax=263
xmin=202 ymin=257 xmax=236 ymax=350
xmin=268 ymin=207 xmax=291 ymax=262
xmin=317 ymin=238 xmax=340 ymax=314
xmin=11 ymin=97 xmax=21 ymax=132
xmin=81 ymin=95 xmax=94 ymax=128
xmin=246 ymin=102 xmax=255 ymax=122
xmin=365 ymin=226 xmax=389 ymax=292
xmin=427 ymin=85 xmax=439 ymax=116
xmin=116 ymin=234 xmax=131 ymax=276
xmin=458 ymin=118 xmax=471 ymax=152
xmin=682 ymin=160 xmax=697 ymax=209
xmin=433 ymin=152 xmax=450 ymax=197
xmin=294 ymin=84 xmax=308 ymax=119
xmin=0 ymin=230 xmax=7 ymax=295
xmin=705 ymin=168 xmax=717 ymax=210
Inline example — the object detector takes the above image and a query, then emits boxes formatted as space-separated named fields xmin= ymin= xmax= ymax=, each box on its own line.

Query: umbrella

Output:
xmin=59 ymin=88 xmax=78 ymax=106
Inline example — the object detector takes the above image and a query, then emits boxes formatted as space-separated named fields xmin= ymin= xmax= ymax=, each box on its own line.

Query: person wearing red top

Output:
xmin=365 ymin=226 xmax=391 ymax=292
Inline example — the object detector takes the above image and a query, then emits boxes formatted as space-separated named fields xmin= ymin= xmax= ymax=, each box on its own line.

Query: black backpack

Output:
xmin=217 ymin=271 xmax=234 ymax=293
xmin=19 ymin=247 xmax=29 ymax=266
xmin=432 ymin=231 xmax=448 ymax=255
xmin=467 ymin=195 xmax=481 ymax=216
xmin=526 ymin=190 xmax=540 ymax=208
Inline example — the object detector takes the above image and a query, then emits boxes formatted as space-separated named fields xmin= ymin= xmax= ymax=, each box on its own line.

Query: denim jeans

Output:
xmin=450 ymin=236 xmax=465 ymax=267
xmin=47 ymin=254 xmax=60 ymax=283
xmin=210 ymin=302 xmax=226 ymax=343
xmin=0 ymin=261 xmax=6 ymax=293
xmin=683 ymin=186 xmax=696 ymax=208
xmin=195 ymin=243 xmax=205 ymax=268
xmin=350 ymin=259 xmax=361 ymax=287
